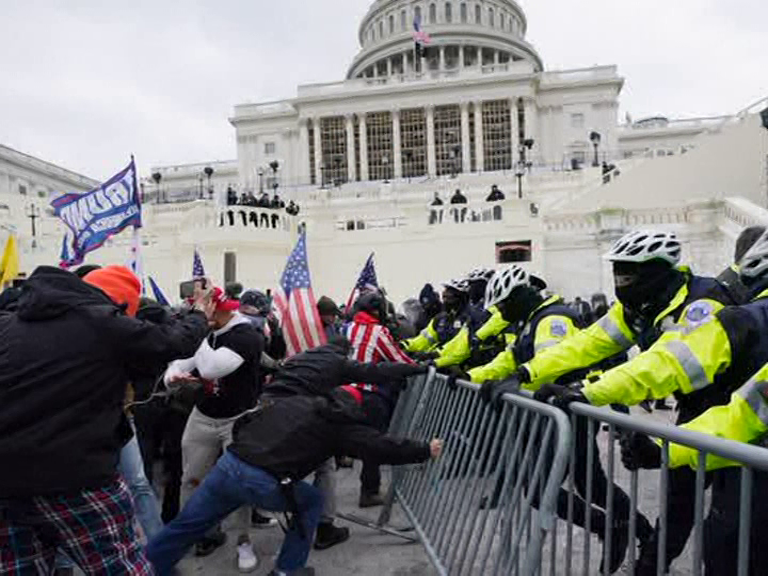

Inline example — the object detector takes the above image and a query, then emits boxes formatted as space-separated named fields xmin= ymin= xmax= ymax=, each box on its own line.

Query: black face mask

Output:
xmin=614 ymin=265 xmax=682 ymax=315
xmin=468 ymin=281 xmax=486 ymax=305
xmin=498 ymin=286 xmax=543 ymax=325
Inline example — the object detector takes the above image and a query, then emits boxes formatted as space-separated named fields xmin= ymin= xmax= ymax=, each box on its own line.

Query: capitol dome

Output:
xmin=348 ymin=0 xmax=543 ymax=79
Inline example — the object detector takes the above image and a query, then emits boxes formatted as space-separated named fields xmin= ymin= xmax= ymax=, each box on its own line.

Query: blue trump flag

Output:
xmin=148 ymin=276 xmax=170 ymax=307
xmin=52 ymin=159 xmax=142 ymax=266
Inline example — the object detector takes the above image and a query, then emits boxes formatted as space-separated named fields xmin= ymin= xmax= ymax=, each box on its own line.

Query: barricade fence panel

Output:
xmin=379 ymin=374 xmax=768 ymax=576
xmin=558 ymin=401 xmax=768 ymax=576
xmin=380 ymin=370 xmax=572 ymax=575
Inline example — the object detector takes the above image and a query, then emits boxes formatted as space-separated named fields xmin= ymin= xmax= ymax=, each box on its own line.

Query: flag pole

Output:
xmin=129 ymin=155 xmax=146 ymax=294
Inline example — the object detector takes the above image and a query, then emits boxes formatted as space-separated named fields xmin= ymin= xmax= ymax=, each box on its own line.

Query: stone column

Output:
xmin=313 ymin=117 xmax=322 ymax=186
xmin=460 ymin=102 xmax=471 ymax=173
xmin=524 ymin=98 xmax=539 ymax=162
xmin=346 ymin=114 xmax=356 ymax=182
xmin=494 ymin=50 xmax=500 ymax=65
xmin=474 ymin=101 xmax=485 ymax=172
xmin=299 ymin=118 xmax=310 ymax=185
xmin=387 ymin=57 xmax=393 ymax=77
xmin=360 ymin=113 xmax=369 ymax=181
xmin=459 ymin=45 xmax=465 ymax=69
xmin=426 ymin=105 xmax=437 ymax=177
xmin=439 ymin=46 xmax=445 ymax=72
xmin=510 ymin=97 xmax=519 ymax=166
xmin=392 ymin=109 xmax=402 ymax=179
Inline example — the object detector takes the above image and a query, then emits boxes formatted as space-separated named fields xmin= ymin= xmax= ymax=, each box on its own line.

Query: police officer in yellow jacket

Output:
xmin=403 ymin=278 xmax=481 ymax=356
xmin=599 ymin=230 xmax=768 ymax=575
xmin=433 ymin=268 xmax=512 ymax=369
xmin=485 ymin=229 xmax=738 ymax=573
xmin=461 ymin=264 xmax=650 ymax=574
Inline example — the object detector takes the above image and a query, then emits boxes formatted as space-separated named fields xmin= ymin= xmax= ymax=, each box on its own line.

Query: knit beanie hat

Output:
xmin=84 ymin=266 xmax=142 ymax=317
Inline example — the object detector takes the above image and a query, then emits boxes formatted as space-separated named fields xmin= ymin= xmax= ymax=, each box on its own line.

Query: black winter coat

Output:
xmin=0 ymin=266 xmax=209 ymax=498
xmin=230 ymin=344 xmax=429 ymax=480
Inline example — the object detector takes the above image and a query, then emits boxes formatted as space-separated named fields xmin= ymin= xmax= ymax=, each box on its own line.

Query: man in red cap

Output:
xmin=165 ymin=286 xmax=266 ymax=572
xmin=0 ymin=265 xmax=211 ymax=575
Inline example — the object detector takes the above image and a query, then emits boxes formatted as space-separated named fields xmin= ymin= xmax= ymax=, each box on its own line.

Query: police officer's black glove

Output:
xmin=533 ymin=383 xmax=588 ymax=413
xmin=480 ymin=376 xmax=520 ymax=410
xmin=620 ymin=433 xmax=662 ymax=471
xmin=439 ymin=365 xmax=469 ymax=390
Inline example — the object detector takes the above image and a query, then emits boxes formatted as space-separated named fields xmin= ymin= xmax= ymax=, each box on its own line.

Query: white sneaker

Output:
xmin=237 ymin=542 xmax=259 ymax=573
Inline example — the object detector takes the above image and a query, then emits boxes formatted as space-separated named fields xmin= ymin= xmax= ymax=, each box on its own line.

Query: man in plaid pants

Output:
xmin=0 ymin=266 xmax=211 ymax=574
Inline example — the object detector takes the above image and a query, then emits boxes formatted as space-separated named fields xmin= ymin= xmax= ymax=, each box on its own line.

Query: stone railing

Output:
xmin=426 ymin=202 xmax=505 ymax=225
xmin=723 ymin=196 xmax=768 ymax=229
xmin=218 ymin=206 xmax=296 ymax=232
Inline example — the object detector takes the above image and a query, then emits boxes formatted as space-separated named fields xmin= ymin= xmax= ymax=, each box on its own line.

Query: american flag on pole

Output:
xmin=346 ymin=253 xmax=379 ymax=310
xmin=273 ymin=231 xmax=327 ymax=357
xmin=413 ymin=12 xmax=432 ymax=45
xmin=193 ymin=248 xmax=206 ymax=278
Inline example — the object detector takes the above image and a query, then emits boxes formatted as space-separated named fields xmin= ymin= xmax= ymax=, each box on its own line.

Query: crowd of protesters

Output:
xmin=226 ymin=186 xmax=300 ymax=216
xmin=3 ymin=225 xmax=768 ymax=575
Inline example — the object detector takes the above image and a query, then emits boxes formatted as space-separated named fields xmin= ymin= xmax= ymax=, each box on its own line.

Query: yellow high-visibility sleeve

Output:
xmin=582 ymin=316 xmax=732 ymax=407
xmin=669 ymin=367 xmax=768 ymax=471
xmin=524 ymin=303 xmax=635 ymax=390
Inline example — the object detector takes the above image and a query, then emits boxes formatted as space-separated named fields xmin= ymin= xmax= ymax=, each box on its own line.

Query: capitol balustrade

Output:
xmin=218 ymin=205 xmax=296 ymax=233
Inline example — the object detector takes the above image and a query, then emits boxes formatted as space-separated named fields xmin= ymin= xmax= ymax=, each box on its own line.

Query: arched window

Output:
xmin=488 ymin=7 xmax=494 ymax=27
xmin=445 ymin=2 xmax=452 ymax=23
xmin=500 ymin=13 xmax=505 ymax=30
xmin=475 ymin=4 xmax=481 ymax=23
xmin=401 ymin=9 xmax=407 ymax=30
xmin=460 ymin=2 xmax=467 ymax=22
xmin=415 ymin=5 xmax=422 ymax=24
xmin=429 ymin=3 xmax=437 ymax=23
xmin=378 ymin=20 xmax=384 ymax=38
xmin=389 ymin=14 xmax=394 ymax=34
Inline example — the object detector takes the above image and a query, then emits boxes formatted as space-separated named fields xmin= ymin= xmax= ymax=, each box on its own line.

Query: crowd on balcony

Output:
xmin=226 ymin=186 xmax=300 ymax=216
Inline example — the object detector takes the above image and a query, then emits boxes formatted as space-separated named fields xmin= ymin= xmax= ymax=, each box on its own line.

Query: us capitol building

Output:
xmin=2 ymin=0 xmax=767 ymax=303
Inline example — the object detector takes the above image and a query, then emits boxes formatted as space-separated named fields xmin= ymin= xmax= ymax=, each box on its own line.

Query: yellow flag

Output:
xmin=0 ymin=235 xmax=20 ymax=287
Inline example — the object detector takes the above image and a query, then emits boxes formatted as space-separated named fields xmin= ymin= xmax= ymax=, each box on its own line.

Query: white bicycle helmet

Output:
xmin=442 ymin=278 xmax=470 ymax=293
xmin=466 ymin=267 xmax=496 ymax=283
xmin=739 ymin=229 xmax=768 ymax=279
xmin=604 ymin=229 xmax=681 ymax=266
xmin=485 ymin=265 xmax=529 ymax=309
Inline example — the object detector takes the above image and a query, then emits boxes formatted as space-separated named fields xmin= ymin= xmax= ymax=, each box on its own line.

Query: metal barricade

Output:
xmin=378 ymin=369 xmax=572 ymax=575
xmin=553 ymin=401 xmax=768 ymax=576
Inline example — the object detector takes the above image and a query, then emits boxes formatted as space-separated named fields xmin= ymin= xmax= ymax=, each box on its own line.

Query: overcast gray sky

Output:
xmin=1 ymin=0 xmax=766 ymax=181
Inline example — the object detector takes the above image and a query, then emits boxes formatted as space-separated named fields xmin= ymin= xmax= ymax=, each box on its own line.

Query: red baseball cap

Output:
xmin=211 ymin=287 xmax=240 ymax=312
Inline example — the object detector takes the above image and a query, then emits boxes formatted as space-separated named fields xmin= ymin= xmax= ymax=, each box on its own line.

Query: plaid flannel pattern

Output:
xmin=0 ymin=478 xmax=153 ymax=575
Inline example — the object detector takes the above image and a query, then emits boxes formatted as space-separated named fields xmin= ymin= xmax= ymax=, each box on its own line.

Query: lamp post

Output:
xmin=151 ymin=172 xmax=162 ymax=204
xmin=590 ymin=131 xmax=602 ymax=167
xmin=516 ymin=139 xmax=534 ymax=199
xmin=269 ymin=160 xmax=280 ymax=191
xmin=25 ymin=203 xmax=40 ymax=249
xmin=404 ymin=150 xmax=413 ymax=182
xmin=258 ymin=168 xmax=264 ymax=194
xmin=204 ymin=166 xmax=214 ymax=200
xmin=198 ymin=175 xmax=204 ymax=200
xmin=382 ymin=153 xmax=390 ymax=183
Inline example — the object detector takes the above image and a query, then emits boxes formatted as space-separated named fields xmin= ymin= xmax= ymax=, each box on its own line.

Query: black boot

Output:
xmin=195 ymin=531 xmax=227 ymax=557
xmin=314 ymin=522 xmax=351 ymax=550
xmin=599 ymin=518 xmax=630 ymax=574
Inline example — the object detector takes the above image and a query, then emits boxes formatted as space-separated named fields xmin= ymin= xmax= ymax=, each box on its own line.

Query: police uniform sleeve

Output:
xmin=475 ymin=306 xmax=510 ymax=342
xmin=468 ymin=347 xmax=518 ymax=383
xmin=582 ymin=300 xmax=730 ymax=406
xmin=669 ymin=365 xmax=768 ymax=470
xmin=523 ymin=303 xmax=635 ymax=390
xmin=434 ymin=326 xmax=470 ymax=369
xmin=404 ymin=318 xmax=439 ymax=353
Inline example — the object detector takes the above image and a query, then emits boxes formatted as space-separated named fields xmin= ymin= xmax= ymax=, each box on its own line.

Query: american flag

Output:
xmin=346 ymin=253 xmax=379 ymax=310
xmin=193 ymin=248 xmax=206 ymax=278
xmin=413 ymin=13 xmax=432 ymax=45
xmin=273 ymin=231 xmax=327 ymax=357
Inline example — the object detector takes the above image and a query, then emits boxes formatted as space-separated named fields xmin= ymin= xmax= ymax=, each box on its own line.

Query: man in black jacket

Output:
xmin=0 ymin=265 xmax=210 ymax=575
xmin=146 ymin=340 xmax=442 ymax=576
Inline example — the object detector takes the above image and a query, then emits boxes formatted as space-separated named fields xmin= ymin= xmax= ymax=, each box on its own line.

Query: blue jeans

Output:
xmin=146 ymin=451 xmax=323 ymax=575
xmin=119 ymin=435 xmax=164 ymax=540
